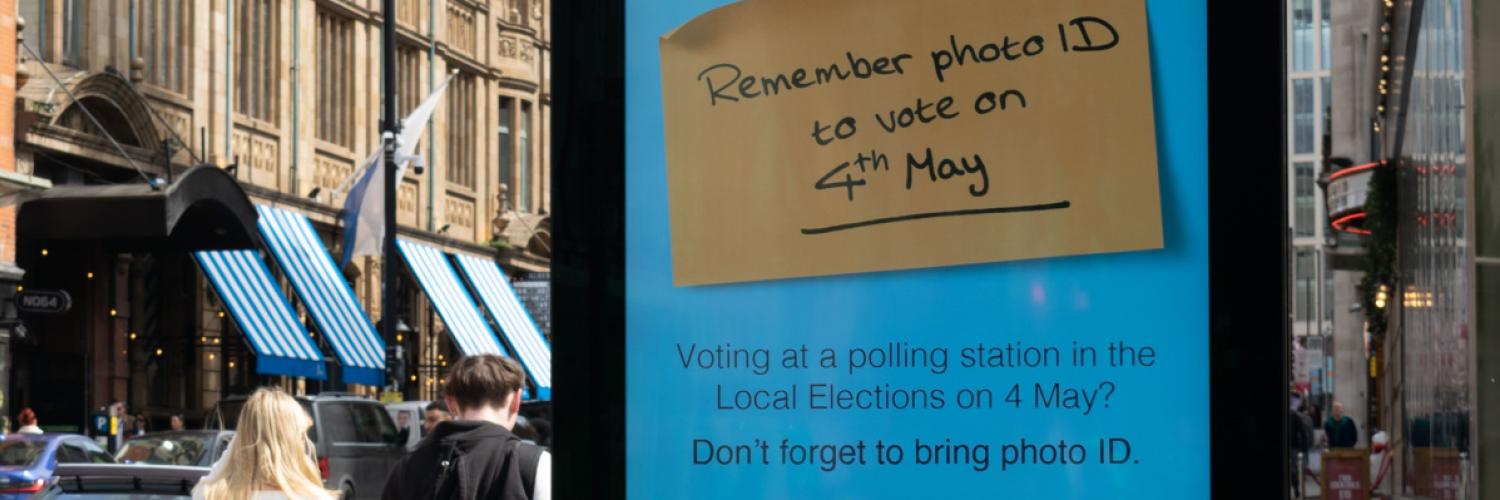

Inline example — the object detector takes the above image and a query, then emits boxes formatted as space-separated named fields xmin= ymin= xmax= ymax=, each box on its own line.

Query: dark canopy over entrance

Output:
xmin=16 ymin=166 xmax=259 ymax=269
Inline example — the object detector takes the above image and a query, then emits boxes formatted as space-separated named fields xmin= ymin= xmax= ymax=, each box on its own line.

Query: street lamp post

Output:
xmin=381 ymin=0 xmax=401 ymax=392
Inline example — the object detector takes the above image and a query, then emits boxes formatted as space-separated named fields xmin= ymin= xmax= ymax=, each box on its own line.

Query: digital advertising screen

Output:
xmin=625 ymin=0 xmax=1209 ymax=497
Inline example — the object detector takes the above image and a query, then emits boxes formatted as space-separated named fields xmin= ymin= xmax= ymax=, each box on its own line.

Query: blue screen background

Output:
xmin=626 ymin=1 xmax=1207 ymax=497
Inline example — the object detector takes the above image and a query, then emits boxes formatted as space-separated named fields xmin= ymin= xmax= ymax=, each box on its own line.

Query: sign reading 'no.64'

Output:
xmin=16 ymin=289 xmax=71 ymax=314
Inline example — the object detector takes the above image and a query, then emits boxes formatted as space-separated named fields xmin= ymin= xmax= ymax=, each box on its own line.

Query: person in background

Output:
xmin=1308 ymin=403 xmax=1326 ymax=448
xmin=108 ymin=401 xmax=127 ymax=452
xmin=383 ymin=355 xmax=549 ymax=500
xmin=1289 ymin=393 xmax=1312 ymax=497
xmin=170 ymin=414 xmax=186 ymax=431
xmin=130 ymin=414 xmax=148 ymax=437
xmin=1325 ymin=401 xmax=1360 ymax=448
xmin=423 ymin=400 xmax=452 ymax=436
xmin=192 ymin=388 xmax=337 ymax=500
xmin=16 ymin=408 xmax=42 ymax=434
xmin=395 ymin=411 xmax=412 ymax=446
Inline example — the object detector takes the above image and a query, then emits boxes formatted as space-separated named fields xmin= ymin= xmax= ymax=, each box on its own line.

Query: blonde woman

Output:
xmin=193 ymin=388 xmax=339 ymax=500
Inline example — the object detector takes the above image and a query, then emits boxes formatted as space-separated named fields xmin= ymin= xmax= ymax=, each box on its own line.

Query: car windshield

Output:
xmin=0 ymin=439 xmax=47 ymax=466
xmin=116 ymin=435 xmax=212 ymax=466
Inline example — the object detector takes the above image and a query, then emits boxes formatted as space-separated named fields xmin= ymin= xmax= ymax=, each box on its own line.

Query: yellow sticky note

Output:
xmin=660 ymin=0 xmax=1162 ymax=286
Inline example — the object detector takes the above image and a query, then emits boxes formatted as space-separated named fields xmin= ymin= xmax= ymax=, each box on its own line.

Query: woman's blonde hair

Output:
xmin=192 ymin=388 xmax=338 ymax=500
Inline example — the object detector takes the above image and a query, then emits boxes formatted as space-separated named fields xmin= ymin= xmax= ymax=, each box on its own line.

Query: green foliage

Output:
xmin=1359 ymin=162 xmax=1397 ymax=338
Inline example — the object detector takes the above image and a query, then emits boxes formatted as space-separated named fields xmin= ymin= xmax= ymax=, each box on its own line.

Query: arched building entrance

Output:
xmin=11 ymin=166 xmax=260 ymax=435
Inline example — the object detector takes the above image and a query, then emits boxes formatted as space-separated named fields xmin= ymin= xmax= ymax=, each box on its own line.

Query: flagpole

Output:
xmin=381 ymin=0 xmax=400 ymax=392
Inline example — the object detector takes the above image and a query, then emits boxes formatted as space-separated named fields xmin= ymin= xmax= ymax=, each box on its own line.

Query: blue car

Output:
xmin=0 ymin=433 xmax=114 ymax=498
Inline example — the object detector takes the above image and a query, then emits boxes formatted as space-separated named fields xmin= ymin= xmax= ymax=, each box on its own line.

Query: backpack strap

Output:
xmin=433 ymin=441 xmax=463 ymax=499
xmin=510 ymin=440 xmax=543 ymax=498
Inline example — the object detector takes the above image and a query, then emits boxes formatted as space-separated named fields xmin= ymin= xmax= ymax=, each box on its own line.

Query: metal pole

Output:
xmin=381 ymin=0 xmax=400 ymax=392
xmin=427 ymin=0 xmax=436 ymax=232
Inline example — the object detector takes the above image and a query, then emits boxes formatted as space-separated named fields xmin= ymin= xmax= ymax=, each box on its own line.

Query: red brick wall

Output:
xmin=0 ymin=0 xmax=16 ymax=265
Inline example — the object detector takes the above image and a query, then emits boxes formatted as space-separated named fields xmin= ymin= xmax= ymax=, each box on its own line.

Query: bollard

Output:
xmin=1461 ymin=452 xmax=1470 ymax=499
xmin=1297 ymin=451 xmax=1305 ymax=499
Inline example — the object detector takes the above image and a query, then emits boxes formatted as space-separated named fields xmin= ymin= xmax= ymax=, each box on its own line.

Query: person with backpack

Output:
xmin=382 ymin=354 xmax=550 ymax=500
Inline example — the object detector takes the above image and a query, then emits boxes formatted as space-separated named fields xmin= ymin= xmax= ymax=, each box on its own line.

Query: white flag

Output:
xmin=338 ymin=74 xmax=456 ymax=266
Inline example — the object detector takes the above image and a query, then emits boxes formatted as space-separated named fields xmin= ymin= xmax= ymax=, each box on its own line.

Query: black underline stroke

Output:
xmin=799 ymin=201 xmax=1072 ymax=235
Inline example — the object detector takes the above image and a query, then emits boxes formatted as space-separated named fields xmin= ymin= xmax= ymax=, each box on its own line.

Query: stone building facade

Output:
xmin=7 ymin=0 xmax=550 ymax=428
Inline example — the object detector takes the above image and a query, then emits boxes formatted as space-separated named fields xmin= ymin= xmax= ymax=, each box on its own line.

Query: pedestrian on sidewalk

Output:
xmin=1289 ymin=393 xmax=1313 ymax=497
xmin=423 ymin=400 xmax=452 ymax=436
xmin=192 ymin=388 xmax=338 ymax=500
xmin=1325 ymin=401 xmax=1360 ymax=448
xmin=382 ymin=354 xmax=550 ymax=500
xmin=16 ymin=408 xmax=42 ymax=434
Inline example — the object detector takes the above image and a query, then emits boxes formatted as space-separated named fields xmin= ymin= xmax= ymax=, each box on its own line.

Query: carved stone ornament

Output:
xmin=492 ymin=184 xmax=512 ymax=239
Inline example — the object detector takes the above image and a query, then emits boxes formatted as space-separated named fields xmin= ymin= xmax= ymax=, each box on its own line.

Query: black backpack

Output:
xmin=432 ymin=439 xmax=544 ymax=499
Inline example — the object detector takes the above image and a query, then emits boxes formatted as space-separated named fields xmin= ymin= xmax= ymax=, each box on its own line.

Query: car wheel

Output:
xmin=340 ymin=483 xmax=355 ymax=499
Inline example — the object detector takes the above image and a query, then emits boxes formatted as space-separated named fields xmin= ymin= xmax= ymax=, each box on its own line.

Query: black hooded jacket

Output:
xmin=381 ymin=420 xmax=542 ymax=500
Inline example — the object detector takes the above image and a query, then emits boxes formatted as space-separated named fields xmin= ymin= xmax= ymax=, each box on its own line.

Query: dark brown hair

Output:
xmin=17 ymin=408 xmax=36 ymax=426
xmin=443 ymin=354 xmax=527 ymax=410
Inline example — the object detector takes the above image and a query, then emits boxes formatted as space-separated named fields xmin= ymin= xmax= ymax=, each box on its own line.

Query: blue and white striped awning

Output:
xmin=194 ymin=250 xmax=327 ymax=380
xmin=396 ymin=239 xmax=506 ymax=356
xmin=453 ymin=254 xmax=552 ymax=400
xmin=256 ymin=205 xmax=386 ymax=387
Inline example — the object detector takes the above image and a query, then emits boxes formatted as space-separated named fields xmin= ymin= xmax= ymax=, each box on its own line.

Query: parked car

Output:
xmin=34 ymin=463 xmax=209 ymax=499
xmin=0 ymin=433 xmax=113 ymax=499
xmin=208 ymin=392 xmax=403 ymax=500
xmin=115 ymin=430 xmax=235 ymax=467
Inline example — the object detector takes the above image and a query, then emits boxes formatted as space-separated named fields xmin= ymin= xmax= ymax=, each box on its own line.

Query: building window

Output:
xmin=1321 ymin=77 xmax=1331 ymax=134
xmin=62 ymin=0 xmax=84 ymax=67
xmin=446 ymin=72 xmax=476 ymax=190
xmin=1295 ymin=162 xmax=1315 ymax=237
xmin=135 ymin=0 xmax=192 ymax=94
xmin=1294 ymin=78 xmax=1313 ymax=154
xmin=1295 ymin=250 xmax=1314 ymax=323
xmin=1319 ymin=0 xmax=1330 ymax=70
xmin=235 ymin=0 xmax=280 ymax=123
xmin=1324 ymin=267 xmax=1333 ymax=322
xmin=499 ymin=97 xmax=514 ymax=208
xmin=1293 ymin=0 xmax=1312 ymax=72
xmin=519 ymin=101 xmax=532 ymax=212
xmin=19 ymin=0 xmax=45 ymax=58
xmin=316 ymin=8 xmax=354 ymax=148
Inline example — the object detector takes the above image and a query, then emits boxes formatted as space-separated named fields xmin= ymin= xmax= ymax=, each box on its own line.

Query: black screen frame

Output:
xmin=550 ymin=1 xmax=1288 ymax=497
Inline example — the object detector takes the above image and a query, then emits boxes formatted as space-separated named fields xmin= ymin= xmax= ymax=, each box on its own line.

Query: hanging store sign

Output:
xmin=15 ymin=289 xmax=71 ymax=314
